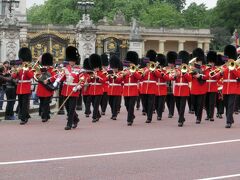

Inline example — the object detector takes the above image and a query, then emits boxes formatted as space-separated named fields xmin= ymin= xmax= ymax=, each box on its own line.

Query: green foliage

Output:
xmin=140 ymin=2 xmax=184 ymax=27
xmin=182 ymin=3 xmax=208 ymax=28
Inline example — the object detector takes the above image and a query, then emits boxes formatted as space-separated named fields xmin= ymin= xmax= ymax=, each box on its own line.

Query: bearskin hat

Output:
xmin=207 ymin=51 xmax=217 ymax=63
xmin=125 ymin=51 xmax=139 ymax=65
xmin=156 ymin=54 xmax=166 ymax=66
xmin=89 ymin=54 xmax=102 ymax=69
xmin=178 ymin=50 xmax=190 ymax=64
xmin=41 ymin=53 xmax=53 ymax=66
xmin=83 ymin=58 xmax=93 ymax=70
xmin=224 ymin=45 xmax=237 ymax=60
xmin=192 ymin=48 xmax=205 ymax=62
xmin=18 ymin=47 xmax=32 ymax=62
xmin=110 ymin=55 xmax=120 ymax=69
xmin=216 ymin=54 xmax=225 ymax=66
xmin=65 ymin=46 xmax=80 ymax=64
xmin=167 ymin=51 xmax=177 ymax=64
xmin=146 ymin=49 xmax=157 ymax=62
xmin=101 ymin=53 xmax=109 ymax=67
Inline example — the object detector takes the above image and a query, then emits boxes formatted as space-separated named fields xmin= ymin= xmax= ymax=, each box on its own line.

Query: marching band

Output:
xmin=2 ymin=44 xmax=240 ymax=130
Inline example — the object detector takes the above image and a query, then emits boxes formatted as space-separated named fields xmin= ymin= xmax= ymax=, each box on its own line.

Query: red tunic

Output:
xmin=205 ymin=66 xmax=221 ymax=93
xmin=222 ymin=65 xmax=240 ymax=95
xmin=122 ymin=70 xmax=142 ymax=97
xmin=88 ymin=70 xmax=107 ymax=96
xmin=36 ymin=67 xmax=56 ymax=97
xmin=108 ymin=72 xmax=123 ymax=96
xmin=155 ymin=69 xmax=170 ymax=96
xmin=141 ymin=67 xmax=161 ymax=95
xmin=190 ymin=66 xmax=209 ymax=95
xmin=61 ymin=65 xmax=82 ymax=97
xmin=81 ymin=73 xmax=91 ymax=96
xmin=12 ymin=68 xmax=34 ymax=95
xmin=174 ymin=69 xmax=192 ymax=97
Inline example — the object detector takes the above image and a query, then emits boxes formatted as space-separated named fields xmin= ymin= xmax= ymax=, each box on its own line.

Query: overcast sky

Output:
xmin=26 ymin=0 xmax=218 ymax=9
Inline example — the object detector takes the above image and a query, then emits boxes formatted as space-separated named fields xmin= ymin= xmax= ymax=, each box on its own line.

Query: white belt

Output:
xmin=64 ymin=82 xmax=78 ymax=86
xmin=175 ymin=83 xmax=188 ymax=86
xmin=142 ymin=80 xmax=156 ymax=83
xmin=124 ymin=83 xmax=138 ymax=86
xmin=18 ymin=80 xmax=31 ymax=83
xmin=109 ymin=83 xmax=121 ymax=87
xmin=157 ymin=82 xmax=167 ymax=85
xmin=90 ymin=83 xmax=102 ymax=86
xmin=206 ymin=80 xmax=217 ymax=83
xmin=223 ymin=79 xmax=237 ymax=83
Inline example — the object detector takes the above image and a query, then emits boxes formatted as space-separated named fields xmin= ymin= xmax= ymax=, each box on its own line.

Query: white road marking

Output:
xmin=197 ymin=173 xmax=240 ymax=180
xmin=0 ymin=139 xmax=240 ymax=166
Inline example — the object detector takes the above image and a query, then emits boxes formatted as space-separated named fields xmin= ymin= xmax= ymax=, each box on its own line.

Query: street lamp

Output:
xmin=2 ymin=0 xmax=20 ymax=15
xmin=77 ymin=1 xmax=94 ymax=15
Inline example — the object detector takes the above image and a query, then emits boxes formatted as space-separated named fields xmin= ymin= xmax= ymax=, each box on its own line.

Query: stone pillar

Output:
xmin=197 ymin=41 xmax=204 ymax=49
xmin=76 ymin=14 xmax=97 ymax=65
xmin=0 ymin=16 xmax=21 ymax=62
xmin=159 ymin=40 xmax=165 ymax=54
xmin=204 ymin=41 xmax=210 ymax=52
xmin=142 ymin=40 xmax=146 ymax=57
xmin=129 ymin=40 xmax=143 ymax=58
xmin=178 ymin=40 xmax=185 ymax=52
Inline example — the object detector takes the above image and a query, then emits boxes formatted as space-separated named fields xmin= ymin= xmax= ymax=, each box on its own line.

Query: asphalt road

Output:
xmin=0 ymin=106 xmax=240 ymax=180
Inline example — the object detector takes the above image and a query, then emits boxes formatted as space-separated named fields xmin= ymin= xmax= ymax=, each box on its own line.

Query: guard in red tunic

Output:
xmin=121 ymin=51 xmax=142 ymax=126
xmin=82 ymin=58 xmax=93 ymax=118
xmin=108 ymin=55 xmax=122 ymax=120
xmin=88 ymin=54 xmax=107 ymax=123
xmin=166 ymin=51 xmax=177 ymax=118
xmin=204 ymin=51 xmax=220 ymax=122
xmin=190 ymin=48 xmax=209 ymax=124
xmin=141 ymin=50 xmax=160 ymax=123
xmin=155 ymin=54 xmax=169 ymax=121
xmin=12 ymin=47 xmax=34 ymax=125
xmin=174 ymin=51 xmax=192 ymax=127
xmin=221 ymin=45 xmax=240 ymax=128
xmin=36 ymin=53 xmax=56 ymax=122
xmin=100 ymin=54 xmax=109 ymax=115
xmin=60 ymin=46 xmax=83 ymax=130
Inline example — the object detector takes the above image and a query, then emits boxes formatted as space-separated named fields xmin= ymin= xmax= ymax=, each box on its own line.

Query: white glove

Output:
xmin=53 ymin=81 xmax=59 ymax=88
xmin=77 ymin=85 xmax=82 ymax=90
xmin=55 ymin=77 xmax=61 ymax=83
xmin=73 ymin=86 xmax=78 ymax=92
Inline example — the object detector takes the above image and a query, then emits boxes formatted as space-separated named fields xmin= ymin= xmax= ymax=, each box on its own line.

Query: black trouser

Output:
xmin=101 ymin=92 xmax=108 ymax=113
xmin=83 ymin=95 xmax=91 ymax=115
xmin=136 ymin=96 xmax=141 ymax=109
xmin=77 ymin=91 xmax=83 ymax=109
xmin=142 ymin=94 xmax=155 ymax=121
xmin=155 ymin=95 xmax=166 ymax=118
xmin=175 ymin=96 xmax=187 ymax=123
xmin=109 ymin=96 xmax=121 ymax=117
xmin=91 ymin=95 xmax=102 ymax=119
xmin=224 ymin=94 xmax=236 ymax=124
xmin=192 ymin=94 xmax=205 ymax=121
xmin=166 ymin=93 xmax=175 ymax=116
xmin=64 ymin=96 xmax=79 ymax=127
xmin=124 ymin=96 xmax=137 ymax=123
xmin=39 ymin=96 xmax=51 ymax=120
xmin=18 ymin=94 xmax=30 ymax=121
xmin=188 ymin=95 xmax=194 ymax=112
xmin=58 ymin=83 xmax=65 ymax=114
xmin=234 ymin=95 xmax=240 ymax=112
xmin=117 ymin=96 xmax=122 ymax=113
xmin=205 ymin=92 xmax=217 ymax=119
xmin=5 ymin=88 xmax=16 ymax=117
xmin=216 ymin=96 xmax=224 ymax=115
xmin=140 ymin=94 xmax=146 ymax=113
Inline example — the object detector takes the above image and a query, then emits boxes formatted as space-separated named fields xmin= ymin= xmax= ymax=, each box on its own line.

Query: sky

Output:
xmin=26 ymin=0 xmax=218 ymax=9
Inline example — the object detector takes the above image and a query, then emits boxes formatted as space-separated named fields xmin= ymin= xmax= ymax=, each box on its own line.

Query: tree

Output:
xmin=182 ymin=3 xmax=208 ymax=28
xmin=140 ymin=2 xmax=184 ymax=27
xmin=213 ymin=0 xmax=240 ymax=33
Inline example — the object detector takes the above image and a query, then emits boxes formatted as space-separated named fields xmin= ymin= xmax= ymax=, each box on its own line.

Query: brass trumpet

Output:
xmin=180 ymin=64 xmax=188 ymax=74
xmin=149 ymin=62 xmax=159 ymax=72
xmin=129 ymin=64 xmax=140 ymax=73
